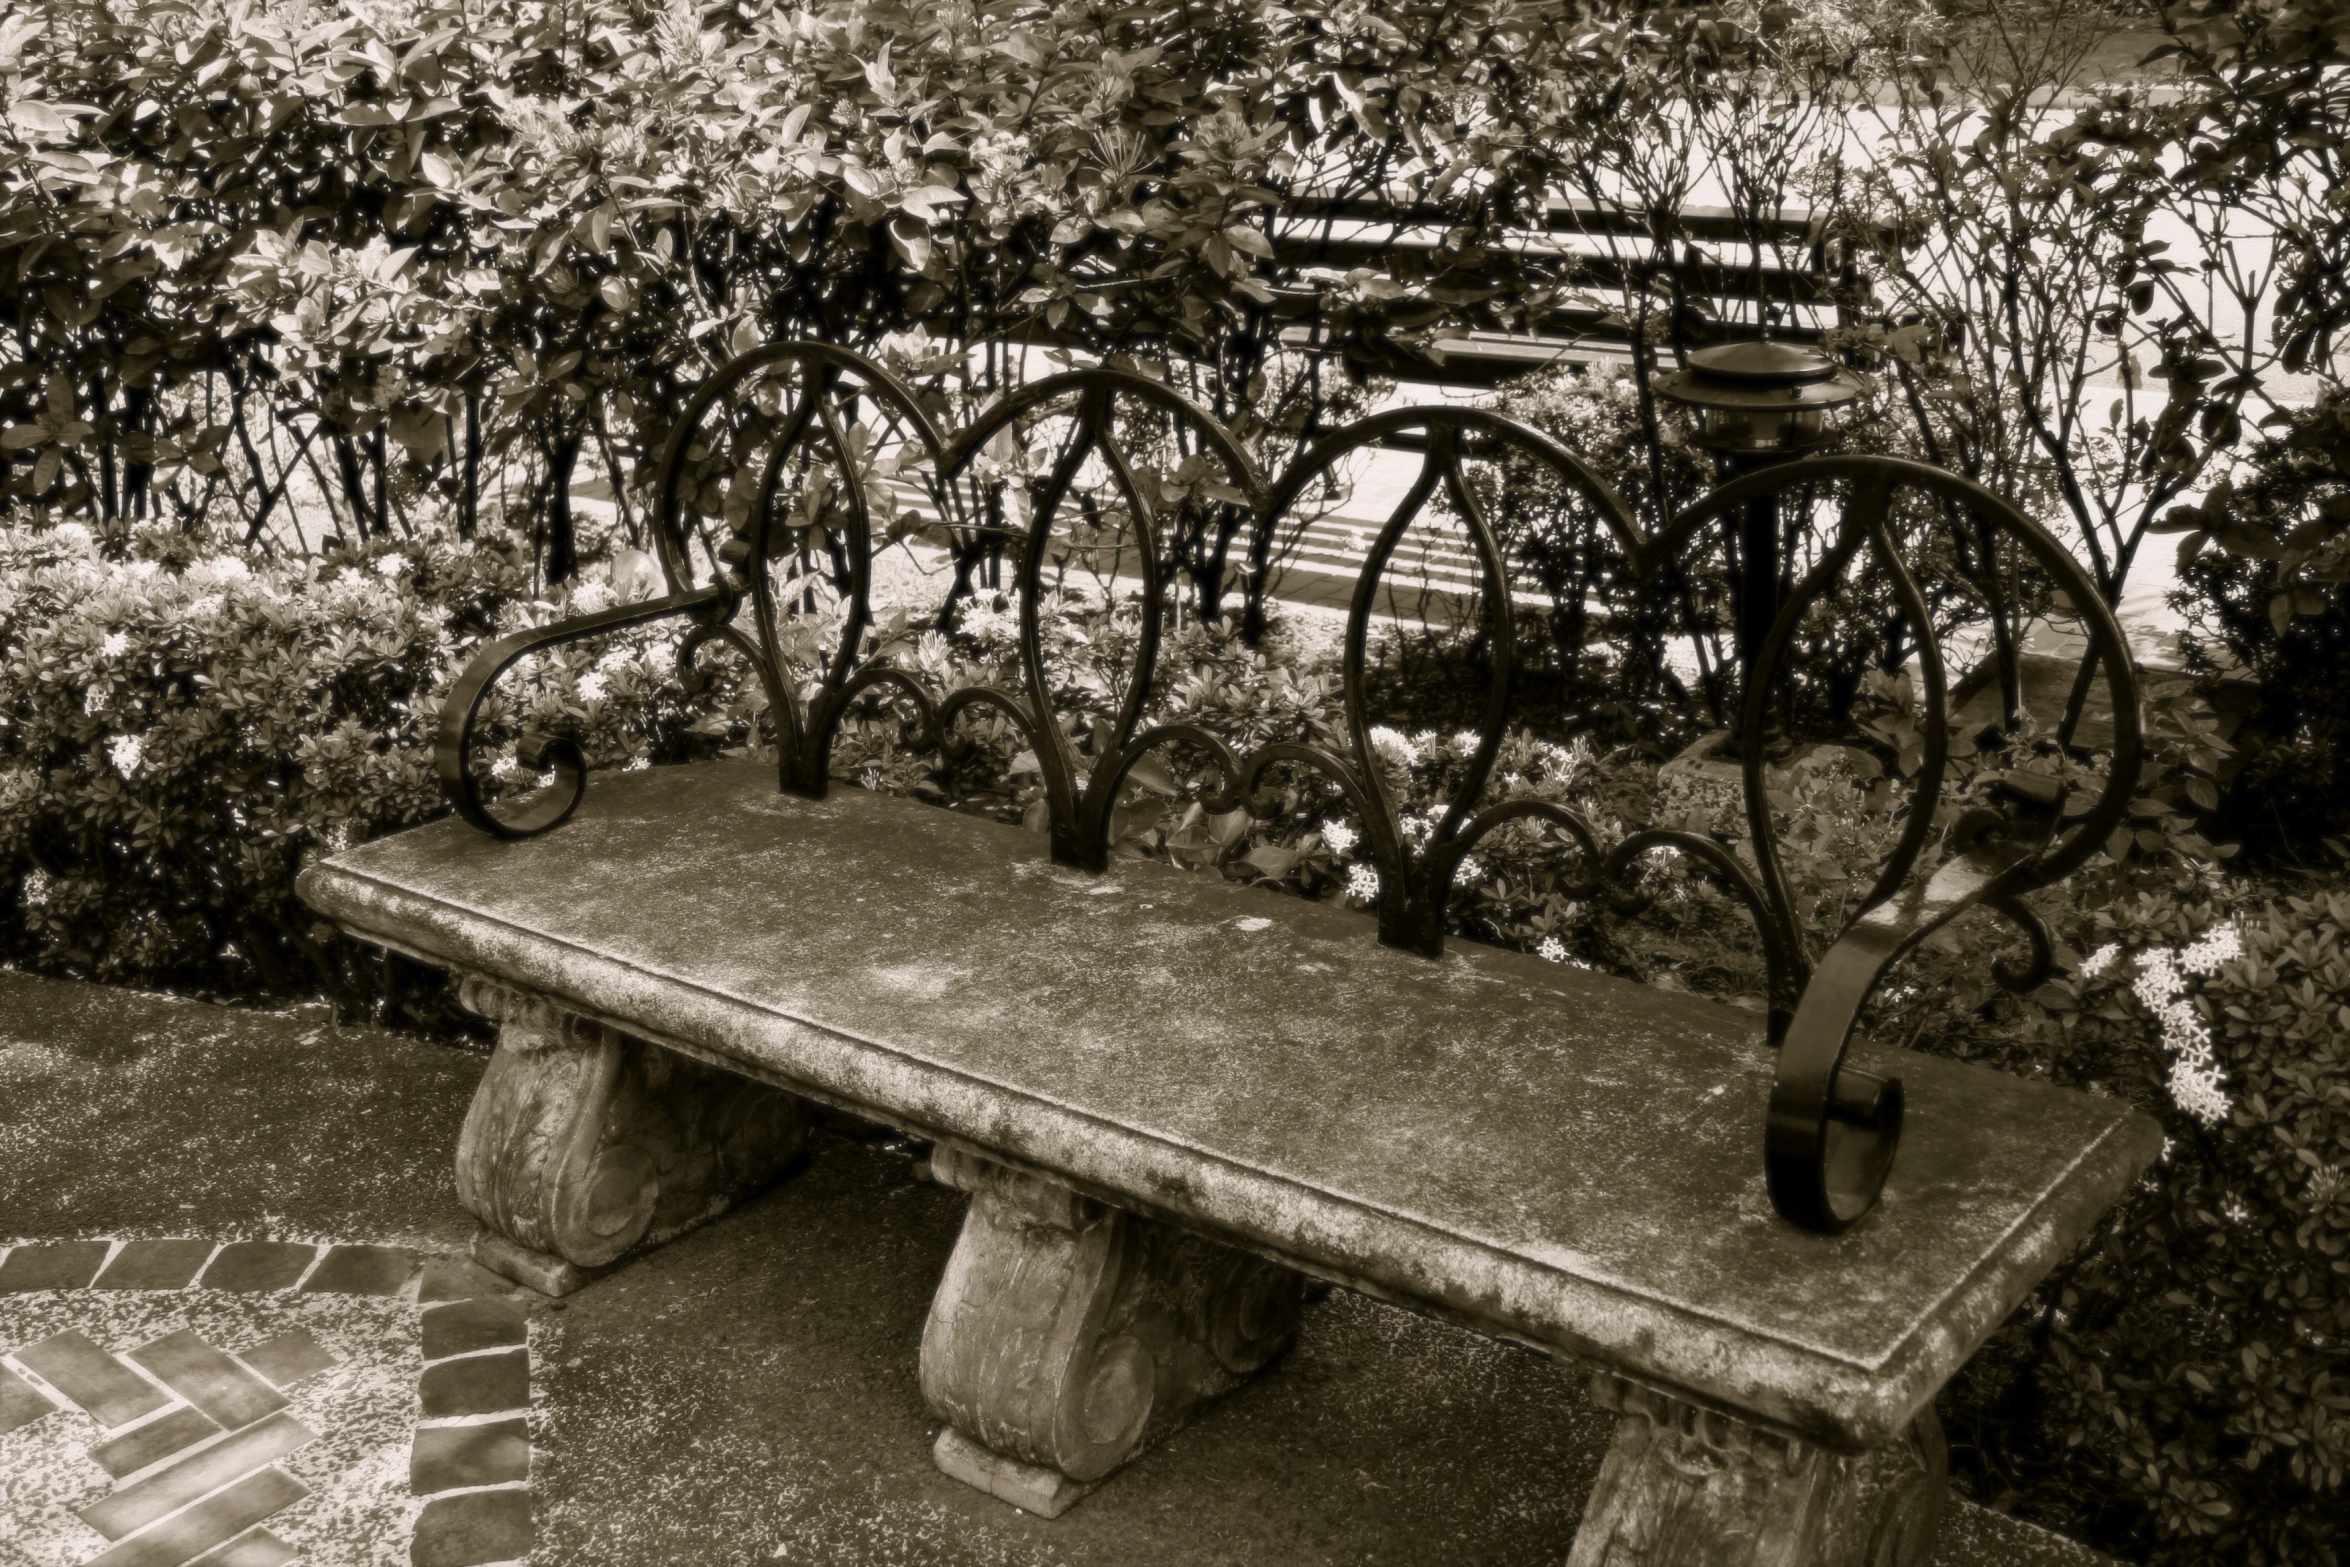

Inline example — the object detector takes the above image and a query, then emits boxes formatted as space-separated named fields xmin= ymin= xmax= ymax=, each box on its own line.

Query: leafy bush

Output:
xmin=1932 ymin=887 xmax=2350 ymax=1566
xmin=2168 ymin=383 xmax=2350 ymax=865
xmin=0 ymin=515 xmax=756 ymax=1014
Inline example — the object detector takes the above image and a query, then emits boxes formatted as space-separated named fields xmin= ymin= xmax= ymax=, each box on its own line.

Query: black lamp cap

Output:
xmin=1655 ymin=340 xmax=1868 ymax=411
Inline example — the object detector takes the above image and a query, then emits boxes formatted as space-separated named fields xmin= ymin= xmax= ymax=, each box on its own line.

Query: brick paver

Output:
xmin=418 ymin=1350 xmax=529 ymax=1418
xmin=196 ymin=1243 xmax=317 ymax=1293
xmin=415 ymin=1257 xmax=517 ymax=1303
xmin=420 ymin=1297 xmax=527 ymax=1361
xmin=299 ymin=1245 xmax=414 ymax=1297
xmin=410 ymin=1489 xmax=534 ymax=1567
xmin=411 ymin=1418 xmax=531 ymax=1493
xmin=13 ymin=1330 xmax=170 ymax=1428
xmin=0 ymin=1362 xmax=58 ymax=1433
xmin=86 ymin=1467 xmax=306 ymax=1567
xmin=94 ymin=1241 xmax=216 ymax=1291
xmin=0 ymin=1241 xmax=113 ymax=1292
xmin=91 ymin=1405 xmax=222 ymax=1479
xmin=234 ymin=1328 xmax=338 ymax=1391
xmin=130 ymin=1330 xmax=288 ymax=1429
xmin=79 ymin=1410 xmax=314 ymax=1539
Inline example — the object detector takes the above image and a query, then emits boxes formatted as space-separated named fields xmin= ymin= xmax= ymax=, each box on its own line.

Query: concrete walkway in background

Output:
xmin=0 ymin=971 xmax=2116 ymax=1566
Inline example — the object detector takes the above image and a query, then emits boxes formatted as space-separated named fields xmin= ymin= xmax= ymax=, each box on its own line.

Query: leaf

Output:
xmin=1242 ymin=844 xmax=1299 ymax=881
xmin=1123 ymin=754 xmax=1179 ymax=795
xmin=9 ymin=101 xmax=71 ymax=139
xmin=1207 ymin=806 xmax=1252 ymax=849
xmin=1224 ymin=223 xmax=1274 ymax=260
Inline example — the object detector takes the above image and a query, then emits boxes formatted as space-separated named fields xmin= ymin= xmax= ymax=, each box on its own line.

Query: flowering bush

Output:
xmin=1934 ymin=890 xmax=2350 ymax=1566
xmin=0 ymin=517 xmax=755 ymax=1013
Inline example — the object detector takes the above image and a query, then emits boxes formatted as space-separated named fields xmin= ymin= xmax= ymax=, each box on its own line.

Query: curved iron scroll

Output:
xmin=434 ymin=342 xmax=2143 ymax=1237
xmin=433 ymin=342 xmax=952 ymax=834
xmin=1652 ymin=457 xmax=2143 ymax=1233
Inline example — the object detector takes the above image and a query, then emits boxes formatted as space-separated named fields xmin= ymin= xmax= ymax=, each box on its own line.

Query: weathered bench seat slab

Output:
xmin=299 ymin=757 xmax=2156 ymax=1452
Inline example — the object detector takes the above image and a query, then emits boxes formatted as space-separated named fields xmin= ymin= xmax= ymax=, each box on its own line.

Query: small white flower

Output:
xmin=2169 ymin=1053 xmax=2230 ymax=1128
xmin=1345 ymin=864 xmax=1380 ymax=904
xmin=577 ymin=671 xmax=609 ymax=704
xmin=375 ymin=555 xmax=406 ymax=579
xmin=1453 ymin=855 xmax=1484 ymax=886
xmin=2079 ymin=943 xmax=2120 ymax=978
xmin=83 ymin=686 xmax=106 ymax=716
xmin=2220 ymin=1193 xmax=2252 ymax=1225
xmin=624 ymin=757 xmax=651 ymax=772
xmin=1450 ymin=728 xmax=1481 ymax=759
xmin=2132 ymin=953 xmax=2182 ymax=1010
xmin=2160 ymin=1135 xmax=2176 ymax=1163
xmin=2179 ymin=925 xmax=2242 ymax=977
xmin=187 ymin=594 xmax=221 ymax=621
xmin=20 ymin=868 xmax=49 ymax=907
xmin=1367 ymin=726 xmax=1417 ymax=768
xmin=107 ymin=734 xmax=143 ymax=778
xmin=1536 ymin=936 xmax=1568 ymax=964
xmin=100 ymin=630 xmax=129 ymax=659
xmin=1319 ymin=820 xmax=1359 ymax=855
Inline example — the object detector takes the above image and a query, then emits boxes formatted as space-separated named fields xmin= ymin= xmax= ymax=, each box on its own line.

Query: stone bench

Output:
xmin=299 ymin=343 xmax=2159 ymax=1564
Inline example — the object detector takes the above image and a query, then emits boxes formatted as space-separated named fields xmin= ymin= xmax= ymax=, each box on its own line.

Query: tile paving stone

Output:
xmin=188 ymin=1529 xmax=297 ymax=1567
xmin=14 ymin=1330 xmax=170 ymax=1428
xmin=235 ymin=1329 xmax=338 ymax=1391
xmin=94 ymin=1241 xmax=217 ymax=1291
xmin=196 ymin=1243 xmax=317 ymax=1293
xmin=80 ymin=1411 xmax=315 ymax=1539
xmin=415 ymin=1257 xmax=517 ymax=1303
xmin=91 ymin=1404 xmax=224 ymax=1479
xmin=410 ymin=1489 xmax=534 ymax=1567
xmin=410 ymin=1417 xmax=531 ymax=1494
xmin=129 ymin=1330 xmax=287 ymax=1429
xmin=420 ymin=1298 xmax=527 ymax=1362
xmin=418 ymin=1350 xmax=528 ymax=1418
xmin=0 ymin=1362 xmax=58 ymax=1433
xmin=86 ymin=1467 xmax=307 ymax=1567
xmin=0 ymin=1240 xmax=112 ymax=1292
xmin=298 ymin=1243 xmax=414 ymax=1296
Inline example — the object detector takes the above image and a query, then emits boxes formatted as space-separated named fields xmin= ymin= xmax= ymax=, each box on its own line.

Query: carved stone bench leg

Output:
xmin=918 ymin=1148 xmax=1305 ymax=1517
xmin=1567 ymin=1374 xmax=1947 ymax=1567
xmin=454 ymin=977 xmax=810 ymax=1295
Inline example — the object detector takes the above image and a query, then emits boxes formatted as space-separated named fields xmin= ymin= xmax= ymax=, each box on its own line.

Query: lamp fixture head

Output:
xmin=1654 ymin=340 xmax=1868 ymax=458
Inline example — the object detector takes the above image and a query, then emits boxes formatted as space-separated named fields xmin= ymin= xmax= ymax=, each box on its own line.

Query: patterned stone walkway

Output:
xmin=0 ymin=1241 xmax=536 ymax=1567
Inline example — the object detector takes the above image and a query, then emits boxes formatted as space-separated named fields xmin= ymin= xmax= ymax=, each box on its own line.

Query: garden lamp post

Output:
xmin=1655 ymin=340 xmax=1867 ymax=681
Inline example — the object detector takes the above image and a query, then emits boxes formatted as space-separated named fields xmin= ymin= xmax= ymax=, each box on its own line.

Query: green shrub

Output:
xmin=1946 ymin=888 xmax=2350 ymax=1566
xmin=2168 ymin=383 xmax=2350 ymax=866
xmin=0 ymin=515 xmax=758 ymax=1014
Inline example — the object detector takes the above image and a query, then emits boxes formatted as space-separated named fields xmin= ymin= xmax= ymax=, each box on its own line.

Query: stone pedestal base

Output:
xmin=932 ymin=1428 xmax=1098 ymax=1518
xmin=1567 ymin=1374 xmax=1947 ymax=1567
xmin=919 ymin=1149 xmax=1305 ymax=1511
xmin=454 ymin=977 xmax=809 ymax=1295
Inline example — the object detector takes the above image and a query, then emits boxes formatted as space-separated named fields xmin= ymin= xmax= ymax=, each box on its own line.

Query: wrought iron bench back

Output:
xmin=435 ymin=341 xmax=2142 ymax=1237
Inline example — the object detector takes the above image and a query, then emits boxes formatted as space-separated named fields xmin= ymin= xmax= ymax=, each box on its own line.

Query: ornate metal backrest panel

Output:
xmin=434 ymin=341 xmax=2143 ymax=1235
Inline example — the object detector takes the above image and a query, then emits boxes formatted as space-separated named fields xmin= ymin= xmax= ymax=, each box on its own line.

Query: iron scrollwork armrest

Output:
xmin=1655 ymin=456 xmax=2145 ymax=1234
xmin=433 ymin=588 xmax=727 ymax=840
